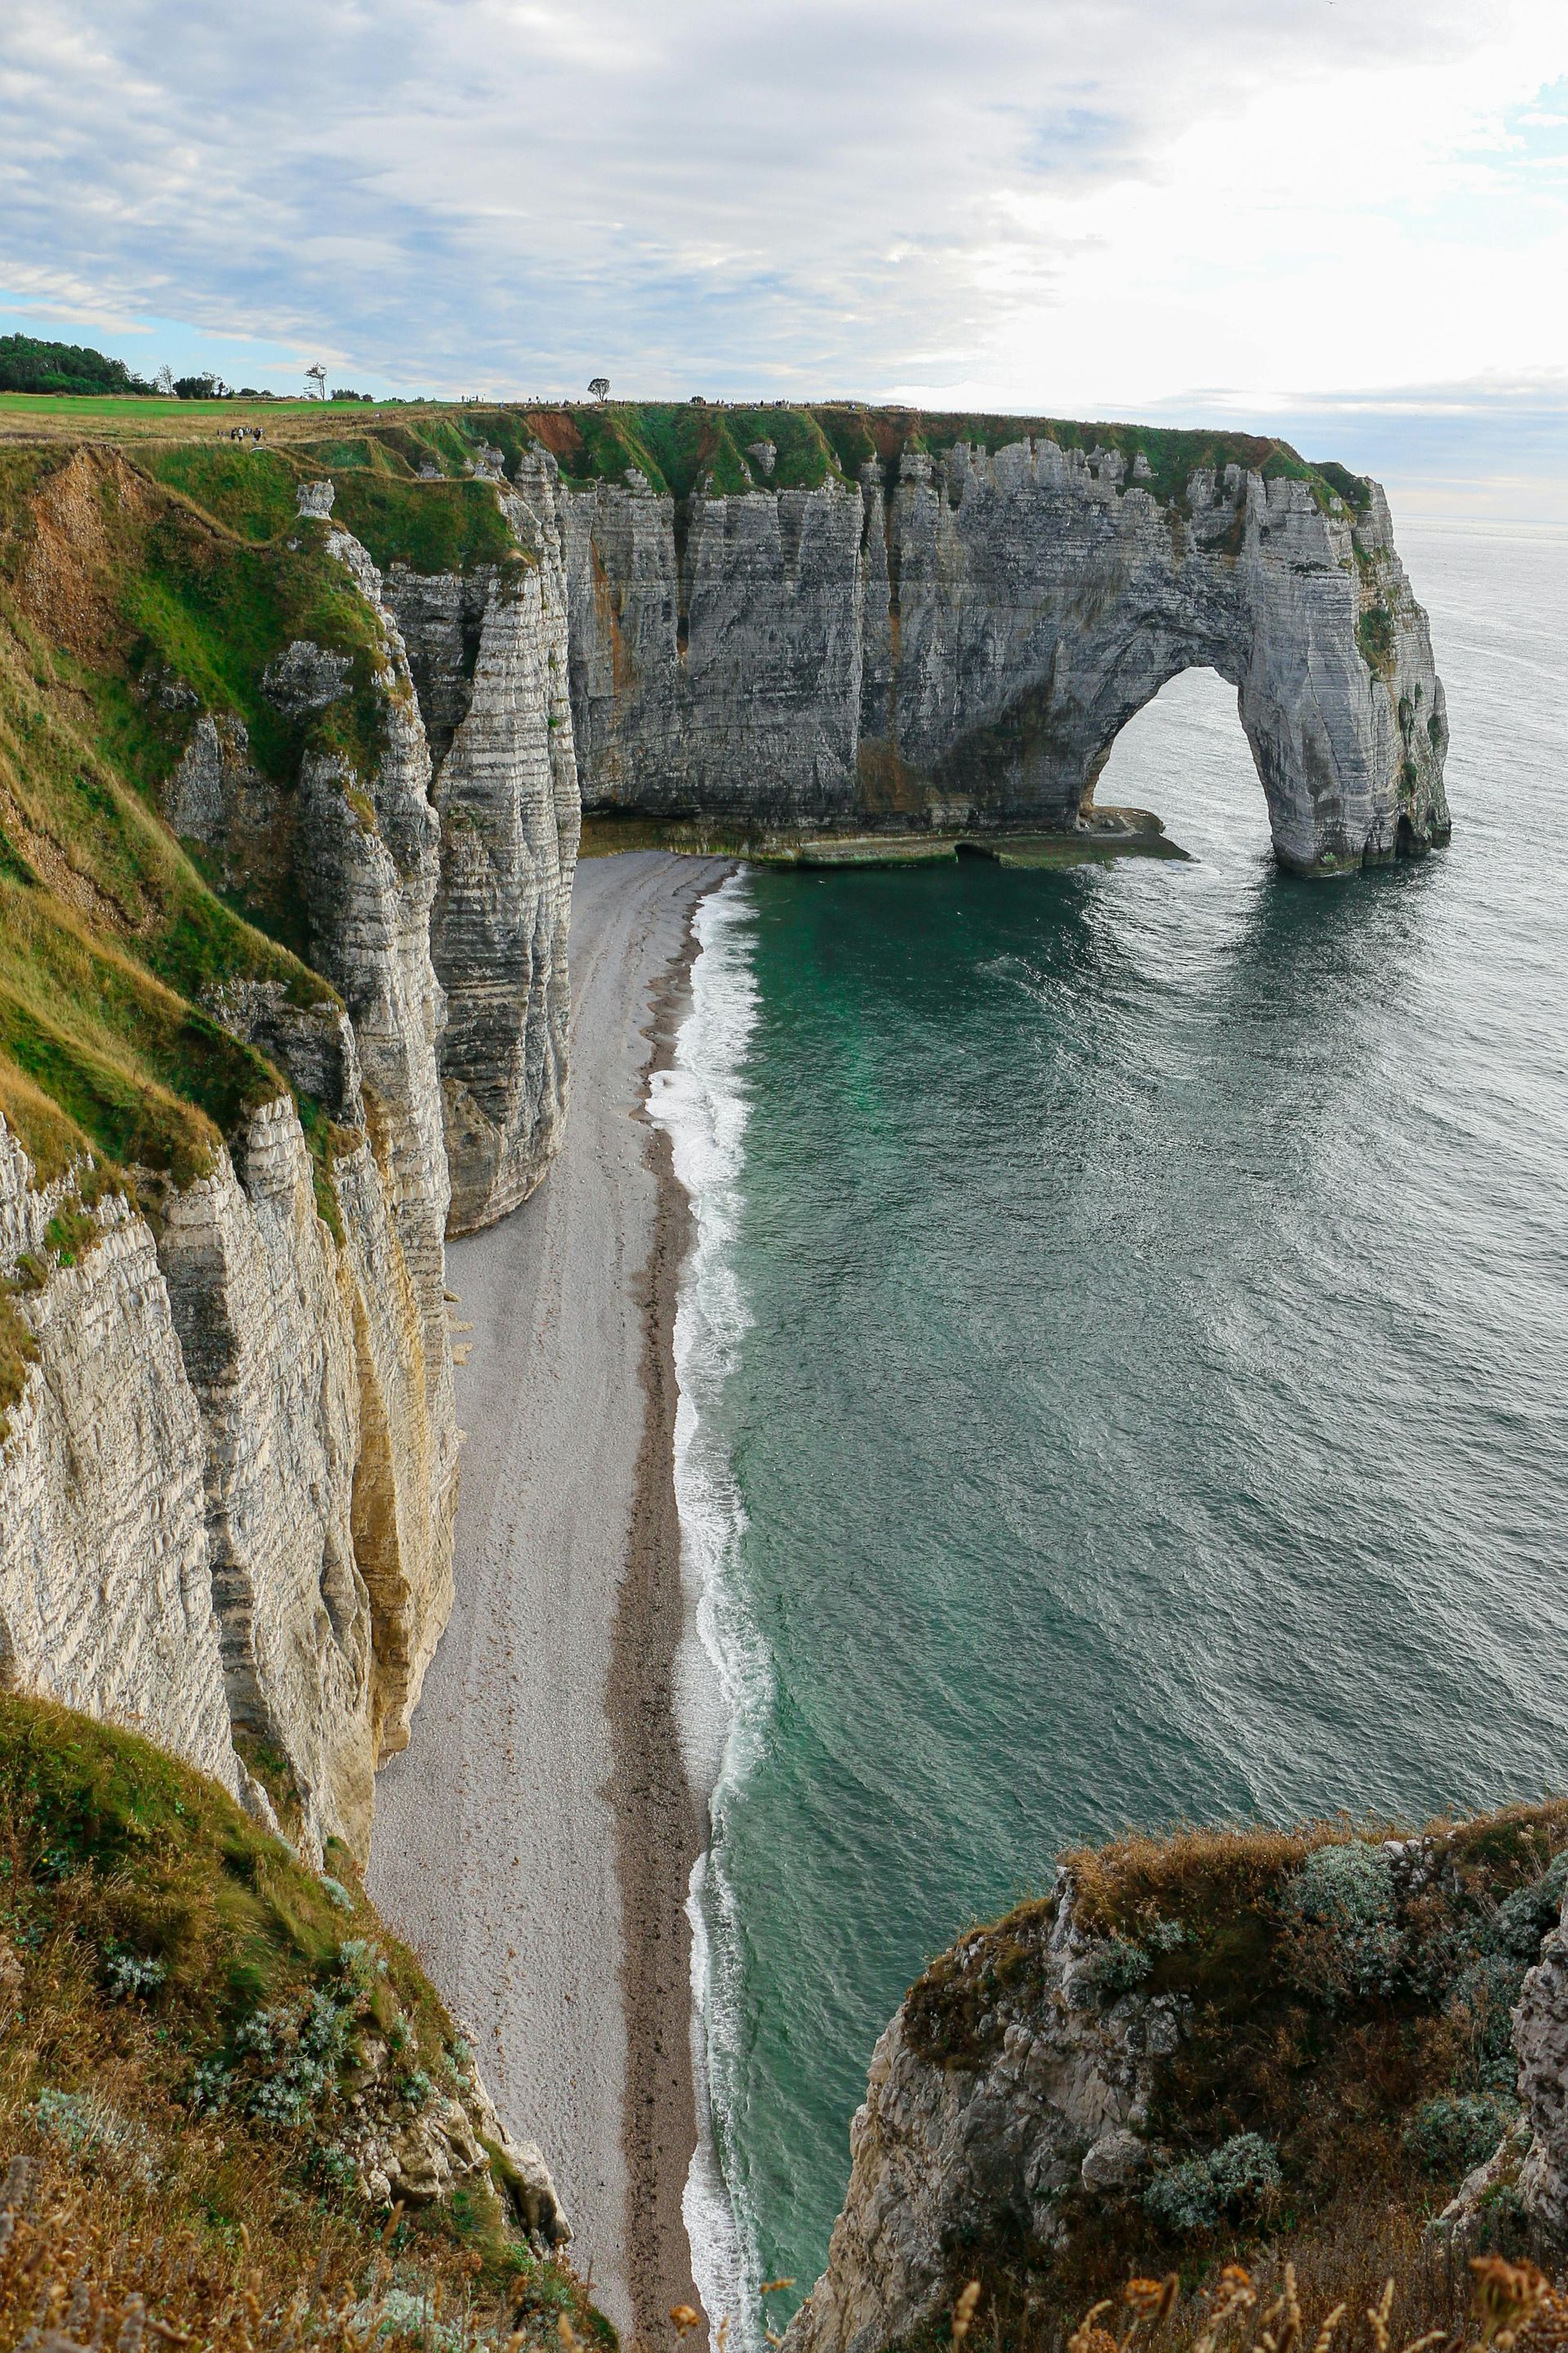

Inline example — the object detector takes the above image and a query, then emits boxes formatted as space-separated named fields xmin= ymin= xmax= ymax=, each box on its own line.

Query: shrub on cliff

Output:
xmin=1283 ymin=1839 xmax=1401 ymax=2000
xmin=1406 ymin=2095 xmax=1517 ymax=2178
xmin=1143 ymin=2135 xmax=1282 ymax=2235
xmin=0 ymin=1696 xmax=607 ymax=2353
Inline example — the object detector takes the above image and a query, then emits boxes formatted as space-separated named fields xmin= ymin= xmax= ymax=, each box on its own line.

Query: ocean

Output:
xmin=650 ymin=521 xmax=1568 ymax=2339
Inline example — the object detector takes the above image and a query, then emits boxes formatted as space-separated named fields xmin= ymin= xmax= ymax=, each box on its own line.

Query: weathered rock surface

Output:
xmin=350 ymin=2034 xmax=569 ymax=2248
xmin=0 ymin=1130 xmax=238 ymax=1797
xmin=783 ymin=1873 xmax=1175 ymax=2353
xmin=155 ymin=1098 xmax=374 ymax=1856
xmin=383 ymin=453 xmax=579 ymax=1232
xmin=558 ymin=439 xmax=1448 ymax=875
xmin=1509 ymin=1887 xmax=1568 ymax=2236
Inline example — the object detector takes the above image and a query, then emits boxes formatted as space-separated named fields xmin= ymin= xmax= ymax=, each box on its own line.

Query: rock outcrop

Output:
xmin=1505 ymin=1884 xmax=1568 ymax=2236
xmin=0 ymin=461 xmax=564 ymax=1862
xmin=350 ymin=2031 xmax=570 ymax=2249
xmin=782 ymin=1872 xmax=1172 ymax=2353
xmin=0 ymin=497 xmax=463 ymax=1858
xmin=786 ymin=1817 xmax=1567 ymax=2353
xmin=383 ymin=450 xmax=579 ymax=1232
xmin=0 ymin=1130 xmax=239 ymax=1798
xmin=556 ymin=437 xmax=1447 ymax=876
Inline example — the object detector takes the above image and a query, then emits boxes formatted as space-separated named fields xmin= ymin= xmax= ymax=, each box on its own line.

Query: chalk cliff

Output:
xmin=382 ymin=445 xmax=580 ymax=1232
xmin=786 ymin=1816 xmax=1566 ymax=2353
xmin=0 ymin=433 xmax=575 ymax=1861
xmin=555 ymin=430 xmax=1447 ymax=876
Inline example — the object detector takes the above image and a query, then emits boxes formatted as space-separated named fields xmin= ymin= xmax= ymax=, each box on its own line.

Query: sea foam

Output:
xmin=646 ymin=871 xmax=769 ymax=2348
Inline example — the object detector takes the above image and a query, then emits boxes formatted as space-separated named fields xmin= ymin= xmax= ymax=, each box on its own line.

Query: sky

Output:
xmin=2 ymin=0 xmax=1566 ymax=515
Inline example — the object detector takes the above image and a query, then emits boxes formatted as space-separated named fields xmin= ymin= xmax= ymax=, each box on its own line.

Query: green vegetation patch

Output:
xmin=0 ymin=1695 xmax=610 ymax=2345
xmin=114 ymin=509 xmax=390 ymax=787
xmin=1358 ymin=602 xmax=1396 ymax=677
xmin=132 ymin=443 xmax=305 ymax=542
xmin=900 ymin=1803 xmax=1568 ymax=2331
xmin=0 ymin=514 xmax=342 ymax=1204
xmin=331 ymin=472 xmax=522 ymax=575
xmin=504 ymin=403 xmax=1355 ymax=517
xmin=0 ymin=888 xmax=278 ymax=1183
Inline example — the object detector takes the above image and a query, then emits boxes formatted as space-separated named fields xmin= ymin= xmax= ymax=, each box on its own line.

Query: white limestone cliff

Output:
xmin=382 ymin=449 xmax=580 ymax=1232
xmin=0 ymin=1130 xmax=239 ymax=1798
xmin=781 ymin=1872 xmax=1174 ymax=2353
xmin=556 ymin=438 xmax=1448 ymax=876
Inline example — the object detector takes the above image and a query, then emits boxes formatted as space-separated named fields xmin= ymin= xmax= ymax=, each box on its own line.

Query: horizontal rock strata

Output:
xmin=556 ymin=439 xmax=1448 ymax=876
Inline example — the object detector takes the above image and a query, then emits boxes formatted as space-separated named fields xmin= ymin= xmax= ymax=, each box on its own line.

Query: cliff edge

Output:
xmin=0 ymin=418 xmax=579 ymax=1860
xmin=786 ymin=1812 xmax=1568 ymax=2353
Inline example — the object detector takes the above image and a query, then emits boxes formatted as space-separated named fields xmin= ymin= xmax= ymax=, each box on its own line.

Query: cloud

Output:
xmin=1 ymin=0 xmax=1566 ymax=433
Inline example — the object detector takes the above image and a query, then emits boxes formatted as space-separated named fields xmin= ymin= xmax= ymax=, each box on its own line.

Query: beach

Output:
xmin=368 ymin=850 xmax=732 ymax=2346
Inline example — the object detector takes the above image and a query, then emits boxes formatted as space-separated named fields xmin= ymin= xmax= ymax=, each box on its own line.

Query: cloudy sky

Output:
xmin=2 ymin=0 xmax=1566 ymax=506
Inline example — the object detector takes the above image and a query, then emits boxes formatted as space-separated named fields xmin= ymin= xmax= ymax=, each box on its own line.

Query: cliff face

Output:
xmin=0 ymin=431 xmax=581 ymax=1861
xmin=0 ymin=1130 xmax=238 ymax=1797
xmin=383 ymin=446 xmax=579 ymax=1232
xmin=557 ymin=439 xmax=1446 ymax=876
xmin=786 ymin=1813 xmax=1568 ymax=2353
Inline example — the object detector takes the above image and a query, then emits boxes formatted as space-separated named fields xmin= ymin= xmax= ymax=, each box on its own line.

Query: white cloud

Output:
xmin=0 ymin=0 xmax=1565 ymax=455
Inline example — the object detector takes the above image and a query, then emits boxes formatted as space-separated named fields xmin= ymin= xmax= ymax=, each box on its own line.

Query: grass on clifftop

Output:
xmin=0 ymin=582 xmax=324 ymax=1198
xmin=897 ymin=1807 xmax=1568 ymax=2353
xmin=0 ymin=418 xmax=547 ymax=1368
xmin=0 ymin=387 xmax=1370 ymax=516
xmin=506 ymin=403 xmax=1361 ymax=512
xmin=0 ymin=1694 xmax=610 ymax=2352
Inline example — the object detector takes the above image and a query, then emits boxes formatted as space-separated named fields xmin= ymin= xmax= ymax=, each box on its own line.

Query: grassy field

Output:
xmin=0 ymin=391 xmax=416 ymax=441
xmin=0 ymin=390 xmax=1367 ymax=511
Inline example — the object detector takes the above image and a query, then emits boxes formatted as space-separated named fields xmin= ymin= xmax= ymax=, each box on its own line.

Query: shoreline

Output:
xmin=612 ymin=904 xmax=709 ymax=2348
xmin=366 ymin=852 xmax=732 ymax=2345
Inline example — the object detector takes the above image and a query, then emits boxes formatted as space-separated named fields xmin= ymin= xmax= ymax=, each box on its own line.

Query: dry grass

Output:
xmin=0 ymin=2141 xmax=599 ymax=2353
xmin=911 ymin=2226 xmax=1568 ymax=2353
xmin=0 ymin=1698 xmax=611 ymax=2353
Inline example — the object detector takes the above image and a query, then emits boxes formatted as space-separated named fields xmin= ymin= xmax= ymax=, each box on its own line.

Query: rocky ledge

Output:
xmin=787 ymin=1810 xmax=1568 ymax=2353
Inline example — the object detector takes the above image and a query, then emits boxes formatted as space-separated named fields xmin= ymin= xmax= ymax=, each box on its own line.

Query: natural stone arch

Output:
xmin=558 ymin=432 xmax=1451 ymax=878
xmin=893 ymin=449 xmax=1450 ymax=876
xmin=1083 ymin=659 xmax=1262 ymax=844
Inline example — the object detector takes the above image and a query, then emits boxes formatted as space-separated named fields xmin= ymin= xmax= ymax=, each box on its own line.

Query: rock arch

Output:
xmin=557 ymin=436 xmax=1450 ymax=878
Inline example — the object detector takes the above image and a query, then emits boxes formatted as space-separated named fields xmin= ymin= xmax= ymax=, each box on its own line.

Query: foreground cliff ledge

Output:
xmin=786 ymin=1808 xmax=1568 ymax=2353
xmin=0 ymin=1693 xmax=598 ymax=2351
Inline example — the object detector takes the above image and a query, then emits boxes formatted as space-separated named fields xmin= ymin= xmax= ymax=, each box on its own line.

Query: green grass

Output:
xmin=133 ymin=443 xmax=307 ymax=541
xmin=0 ymin=1693 xmax=612 ymax=2347
xmin=331 ymin=472 xmax=524 ymax=574
xmin=0 ymin=505 xmax=350 ymax=1209
xmin=500 ymin=403 xmax=1365 ymax=515
xmin=0 ymin=391 xmax=404 ymax=422
xmin=0 ymin=887 xmax=278 ymax=1183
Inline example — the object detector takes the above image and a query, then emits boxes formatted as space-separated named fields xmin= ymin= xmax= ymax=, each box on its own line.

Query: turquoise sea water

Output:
xmin=663 ymin=524 xmax=1568 ymax=2332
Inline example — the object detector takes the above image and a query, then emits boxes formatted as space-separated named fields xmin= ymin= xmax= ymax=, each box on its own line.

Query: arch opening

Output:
xmin=1087 ymin=665 xmax=1274 ymax=866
